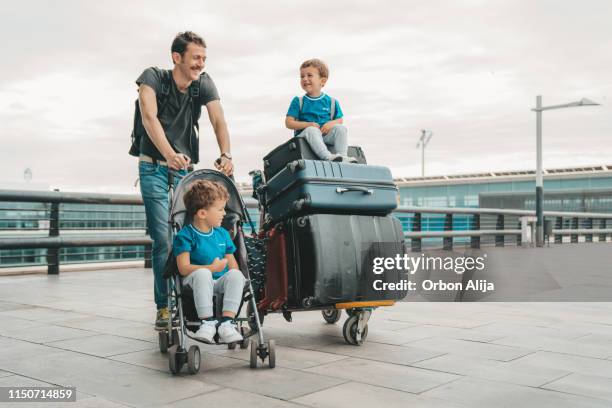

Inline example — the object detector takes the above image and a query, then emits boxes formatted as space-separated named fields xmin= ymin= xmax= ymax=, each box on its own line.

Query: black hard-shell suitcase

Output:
xmin=264 ymin=160 xmax=398 ymax=224
xmin=283 ymin=213 xmax=408 ymax=309
xmin=263 ymin=137 xmax=367 ymax=180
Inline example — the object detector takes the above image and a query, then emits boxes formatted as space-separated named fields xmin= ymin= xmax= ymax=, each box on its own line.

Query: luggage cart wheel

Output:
xmin=187 ymin=345 xmax=201 ymax=374
xmin=342 ymin=315 xmax=369 ymax=346
xmin=228 ymin=342 xmax=237 ymax=350
xmin=159 ymin=331 xmax=169 ymax=353
xmin=267 ymin=339 xmax=276 ymax=368
xmin=322 ymin=309 xmax=341 ymax=324
xmin=249 ymin=339 xmax=258 ymax=368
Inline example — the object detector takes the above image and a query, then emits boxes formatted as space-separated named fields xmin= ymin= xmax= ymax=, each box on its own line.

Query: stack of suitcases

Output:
xmin=256 ymin=137 xmax=408 ymax=312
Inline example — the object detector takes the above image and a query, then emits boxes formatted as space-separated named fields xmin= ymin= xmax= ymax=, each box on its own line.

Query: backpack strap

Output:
xmin=330 ymin=96 xmax=336 ymax=120
xmin=157 ymin=69 xmax=173 ymax=115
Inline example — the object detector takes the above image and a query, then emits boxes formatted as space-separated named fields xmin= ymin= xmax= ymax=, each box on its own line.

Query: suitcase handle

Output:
xmin=336 ymin=186 xmax=373 ymax=195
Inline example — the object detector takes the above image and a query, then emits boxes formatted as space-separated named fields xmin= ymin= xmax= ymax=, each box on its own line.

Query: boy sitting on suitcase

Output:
xmin=285 ymin=58 xmax=357 ymax=163
xmin=173 ymin=180 xmax=245 ymax=343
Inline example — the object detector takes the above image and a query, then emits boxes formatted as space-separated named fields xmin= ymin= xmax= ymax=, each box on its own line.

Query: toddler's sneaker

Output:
xmin=218 ymin=320 xmax=243 ymax=343
xmin=329 ymin=153 xmax=343 ymax=162
xmin=194 ymin=319 xmax=217 ymax=343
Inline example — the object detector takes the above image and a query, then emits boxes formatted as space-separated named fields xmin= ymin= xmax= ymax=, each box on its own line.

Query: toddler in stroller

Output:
xmin=173 ymin=179 xmax=245 ymax=344
xmin=160 ymin=169 xmax=274 ymax=374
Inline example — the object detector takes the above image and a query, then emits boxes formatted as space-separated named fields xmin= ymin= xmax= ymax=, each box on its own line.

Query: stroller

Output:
xmin=158 ymin=168 xmax=274 ymax=375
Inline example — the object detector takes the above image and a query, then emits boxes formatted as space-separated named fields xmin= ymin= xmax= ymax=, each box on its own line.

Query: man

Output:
xmin=136 ymin=31 xmax=234 ymax=329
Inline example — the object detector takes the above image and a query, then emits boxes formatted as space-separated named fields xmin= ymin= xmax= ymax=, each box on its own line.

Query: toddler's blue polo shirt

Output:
xmin=173 ymin=224 xmax=236 ymax=279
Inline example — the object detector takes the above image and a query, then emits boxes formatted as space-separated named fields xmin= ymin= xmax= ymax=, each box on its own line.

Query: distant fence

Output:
xmin=2 ymin=189 xmax=611 ymax=274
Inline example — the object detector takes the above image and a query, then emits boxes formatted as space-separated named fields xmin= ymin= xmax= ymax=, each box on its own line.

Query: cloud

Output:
xmin=1 ymin=0 xmax=611 ymax=192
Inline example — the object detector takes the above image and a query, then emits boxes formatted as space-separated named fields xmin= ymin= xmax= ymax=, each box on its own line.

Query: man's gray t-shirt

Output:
xmin=136 ymin=67 xmax=219 ymax=163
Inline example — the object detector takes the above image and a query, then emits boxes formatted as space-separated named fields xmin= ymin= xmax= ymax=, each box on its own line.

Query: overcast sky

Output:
xmin=1 ymin=0 xmax=611 ymax=193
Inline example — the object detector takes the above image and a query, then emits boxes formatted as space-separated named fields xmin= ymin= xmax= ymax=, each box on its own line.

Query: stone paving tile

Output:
xmin=422 ymin=377 xmax=611 ymax=408
xmin=109 ymin=348 xmax=244 ymax=373
xmin=0 ymin=307 xmax=90 ymax=324
xmin=67 ymin=397 xmax=132 ymax=407
xmin=0 ymin=344 xmax=221 ymax=406
xmin=310 ymin=337 xmax=444 ymax=366
xmin=4 ymin=324 xmax=97 ymax=344
xmin=291 ymin=381 xmax=468 ymax=408
xmin=0 ymin=315 xmax=48 ymax=334
xmin=214 ymin=344 xmax=349 ymax=370
xmin=509 ymin=351 xmax=612 ymax=378
xmin=412 ymin=353 xmax=570 ymax=387
xmin=0 ymin=301 xmax=31 ymax=312
xmin=405 ymin=336 xmax=533 ymax=361
xmin=491 ymin=333 xmax=612 ymax=359
xmin=153 ymin=387 xmax=304 ymax=408
xmin=193 ymin=364 xmax=348 ymax=400
xmin=542 ymin=373 xmax=612 ymax=402
xmin=47 ymin=334 xmax=157 ymax=357
xmin=57 ymin=316 xmax=157 ymax=343
xmin=469 ymin=321 xmax=589 ymax=341
xmin=303 ymin=357 xmax=461 ymax=393
xmin=395 ymin=324 xmax=504 ymax=343
xmin=0 ymin=370 xmax=13 ymax=378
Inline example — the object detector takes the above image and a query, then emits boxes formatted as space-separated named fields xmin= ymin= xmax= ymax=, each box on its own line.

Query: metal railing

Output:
xmin=0 ymin=189 xmax=151 ymax=274
xmin=2 ymin=189 xmax=611 ymax=274
xmin=394 ymin=206 xmax=612 ymax=251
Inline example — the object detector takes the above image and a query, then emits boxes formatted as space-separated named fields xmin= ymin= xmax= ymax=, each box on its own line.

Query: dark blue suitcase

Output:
xmin=263 ymin=159 xmax=398 ymax=223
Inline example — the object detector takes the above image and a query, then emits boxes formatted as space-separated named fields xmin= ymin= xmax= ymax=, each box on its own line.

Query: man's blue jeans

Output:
xmin=139 ymin=161 xmax=187 ymax=310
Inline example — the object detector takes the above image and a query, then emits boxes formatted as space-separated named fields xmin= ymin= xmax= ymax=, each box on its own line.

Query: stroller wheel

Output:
xmin=171 ymin=328 xmax=180 ymax=347
xmin=187 ymin=345 xmax=201 ymax=374
xmin=227 ymin=342 xmax=237 ymax=350
xmin=168 ymin=345 xmax=179 ymax=374
xmin=267 ymin=339 xmax=276 ymax=369
xmin=249 ymin=339 xmax=258 ymax=369
xmin=342 ymin=315 xmax=369 ymax=346
xmin=158 ymin=331 xmax=169 ymax=353
xmin=321 ymin=309 xmax=341 ymax=324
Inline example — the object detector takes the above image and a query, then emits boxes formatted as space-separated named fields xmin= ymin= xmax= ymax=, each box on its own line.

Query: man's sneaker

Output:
xmin=155 ymin=307 xmax=170 ymax=330
xmin=193 ymin=320 xmax=218 ymax=343
xmin=217 ymin=320 xmax=243 ymax=343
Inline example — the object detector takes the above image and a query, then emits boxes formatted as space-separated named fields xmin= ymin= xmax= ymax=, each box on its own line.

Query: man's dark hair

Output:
xmin=171 ymin=31 xmax=206 ymax=57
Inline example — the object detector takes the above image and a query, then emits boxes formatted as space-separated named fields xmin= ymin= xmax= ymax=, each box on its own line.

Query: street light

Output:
xmin=416 ymin=129 xmax=433 ymax=177
xmin=531 ymin=96 xmax=600 ymax=247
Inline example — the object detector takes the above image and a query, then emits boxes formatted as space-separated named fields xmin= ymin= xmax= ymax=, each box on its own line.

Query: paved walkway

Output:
xmin=1 ymin=267 xmax=612 ymax=407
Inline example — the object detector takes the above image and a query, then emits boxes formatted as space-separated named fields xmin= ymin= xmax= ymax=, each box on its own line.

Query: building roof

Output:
xmin=394 ymin=165 xmax=612 ymax=187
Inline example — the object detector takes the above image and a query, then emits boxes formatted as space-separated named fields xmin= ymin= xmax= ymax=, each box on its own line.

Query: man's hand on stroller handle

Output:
xmin=166 ymin=153 xmax=191 ymax=170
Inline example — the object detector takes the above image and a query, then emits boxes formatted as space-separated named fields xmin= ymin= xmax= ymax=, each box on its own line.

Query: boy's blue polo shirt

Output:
xmin=286 ymin=93 xmax=343 ymax=136
xmin=173 ymin=224 xmax=236 ymax=279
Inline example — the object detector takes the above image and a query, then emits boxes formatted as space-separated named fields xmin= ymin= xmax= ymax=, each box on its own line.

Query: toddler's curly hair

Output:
xmin=300 ymin=58 xmax=329 ymax=79
xmin=183 ymin=180 xmax=229 ymax=216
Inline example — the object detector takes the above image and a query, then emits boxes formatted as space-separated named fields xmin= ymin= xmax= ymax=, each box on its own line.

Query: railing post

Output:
xmin=443 ymin=213 xmax=453 ymax=250
xmin=411 ymin=213 xmax=422 ymax=253
xmin=516 ymin=219 xmax=522 ymax=246
xmin=571 ymin=217 xmax=579 ymax=243
xmin=585 ymin=218 xmax=593 ymax=243
xmin=471 ymin=214 xmax=480 ymax=249
xmin=144 ymin=225 xmax=152 ymax=268
xmin=554 ymin=216 xmax=563 ymax=244
xmin=47 ymin=191 xmax=60 ymax=275
xmin=495 ymin=215 xmax=505 ymax=247
xmin=599 ymin=219 xmax=607 ymax=243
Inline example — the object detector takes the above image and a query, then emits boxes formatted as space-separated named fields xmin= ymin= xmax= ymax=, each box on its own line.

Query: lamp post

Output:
xmin=416 ymin=129 xmax=433 ymax=177
xmin=531 ymin=96 xmax=600 ymax=247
